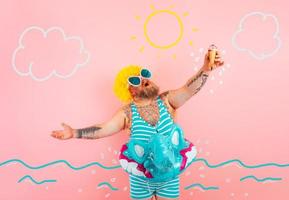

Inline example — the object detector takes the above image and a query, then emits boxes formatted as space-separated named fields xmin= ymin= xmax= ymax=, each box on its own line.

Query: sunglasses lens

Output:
xmin=128 ymin=77 xmax=141 ymax=86
xmin=141 ymin=69 xmax=151 ymax=78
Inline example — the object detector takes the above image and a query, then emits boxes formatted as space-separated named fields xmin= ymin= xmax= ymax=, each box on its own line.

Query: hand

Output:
xmin=202 ymin=46 xmax=224 ymax=72
xmin=51 ymin=123 xmax=75 ymax=140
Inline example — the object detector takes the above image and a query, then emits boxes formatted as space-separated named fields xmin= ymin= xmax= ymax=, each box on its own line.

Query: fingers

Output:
xmin=214 ymin=58 xmax=223 ymax=63
xmin=61 ymin=122 xmax=71 ymax=130
xmin=51 ymin=123 xmax=70 ymax=140
xmin=215 ymin=51 xmax=221 ymax=58
xmin=51 ymin=131 xmax=57 ymax=138
xmin=51 ymin=131 xmax=64 ymax=139
xmin=206 ymin=46 xmax=224 ymax=70
xmin=214 ymin=60 xmax=224 ymax=68
xmin=210 ymin=60 xmax=224 ymax=70
xmin=206 ymin=50 xmax=221 ymax=60
xmin=214 ymin=51 xmax=224 ymax=66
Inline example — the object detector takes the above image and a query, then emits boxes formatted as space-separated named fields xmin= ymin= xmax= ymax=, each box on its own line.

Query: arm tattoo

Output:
xmin=76 ymin=126 xmax=101 ymax=139
xmin=186 ymin=70 xmax=209 ymax=95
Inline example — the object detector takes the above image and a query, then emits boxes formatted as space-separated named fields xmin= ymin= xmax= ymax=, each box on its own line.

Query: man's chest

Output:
xmin=136 ymin=103 xmax=160 ymax=126
xmin=125 ymin=98 xmax=176 ymax=131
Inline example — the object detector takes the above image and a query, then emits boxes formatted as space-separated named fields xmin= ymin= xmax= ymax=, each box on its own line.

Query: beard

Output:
xmin=136 ymin=85 xmax=159 ymax=99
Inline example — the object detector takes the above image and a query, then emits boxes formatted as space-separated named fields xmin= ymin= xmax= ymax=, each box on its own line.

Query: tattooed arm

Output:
xmin=73 ymin=107 xmax=127 ymax=139
xmin=160 ymin=68 xmax=210 ymax=110
xmin=186 ymin=68 xmax=210 ymax=95
xmin=161 ymin=49 xmax=224 ymax=109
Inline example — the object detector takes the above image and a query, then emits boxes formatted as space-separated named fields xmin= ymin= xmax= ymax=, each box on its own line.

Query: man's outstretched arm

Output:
xmin=51 ymin=106 xmax=127 ymax=140
xmin=73 ymin=107 xmax=127 ymax=139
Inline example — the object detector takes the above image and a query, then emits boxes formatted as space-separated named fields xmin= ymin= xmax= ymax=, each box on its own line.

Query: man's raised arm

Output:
xmin=162 ymin=68 xmax=210 ymax=110
xmin=163 ymin=50 xmax=224 ymax=110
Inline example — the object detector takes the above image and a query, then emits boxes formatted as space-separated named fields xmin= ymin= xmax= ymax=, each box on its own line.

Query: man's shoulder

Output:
xmin=121 ymin=103 xmax=132 ymax=118
xmin=159 ymin=91 xmax=177 ymax=110
xmin=159 ymin=91 xmax=169 ymax=99
xmin=159 ymin=91 xmax=171 ymax=105
xmin=122 ymin=102 xmax=132 ymax=109
xmin=120 ymin=103 xmax=132 ymax=130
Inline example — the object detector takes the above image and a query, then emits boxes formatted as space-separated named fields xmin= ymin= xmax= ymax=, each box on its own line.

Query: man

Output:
xmin=51 ymin=46 xmax=224 ymax=200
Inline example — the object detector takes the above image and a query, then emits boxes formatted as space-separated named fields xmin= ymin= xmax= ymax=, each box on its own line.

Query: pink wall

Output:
xmin=1 ymin=0 xmax=288 ymax=199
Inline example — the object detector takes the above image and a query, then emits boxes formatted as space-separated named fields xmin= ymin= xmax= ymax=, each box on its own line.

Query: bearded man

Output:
xmin=51 ymin=46 xmax=224 ymax=200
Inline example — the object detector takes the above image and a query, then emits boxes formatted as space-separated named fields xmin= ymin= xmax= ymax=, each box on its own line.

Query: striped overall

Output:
xmin=129 ymin=95 xmax=180 ymax=199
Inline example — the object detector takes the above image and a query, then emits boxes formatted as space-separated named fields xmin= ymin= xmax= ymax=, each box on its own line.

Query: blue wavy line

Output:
xmin=240 ymin=175 xmax=282 ymax=182
xmin=18 ymin=175 xmax=56 ymax=184
xmin=1 ymin=157 xmax=288 ymax=171
xmin=97 ymin=182 xmax=119 ymax=191
xmin=184 ymin=183 xmax=219 ymax=190
xmin=0 ymin=159 xmax=121 ymax=170
xmin=191 ymin=158 xmax=289 ymax=168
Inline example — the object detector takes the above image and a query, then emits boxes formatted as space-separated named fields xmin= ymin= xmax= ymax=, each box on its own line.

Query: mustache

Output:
xmin=137 ymin=85 xmax=159 ymax=99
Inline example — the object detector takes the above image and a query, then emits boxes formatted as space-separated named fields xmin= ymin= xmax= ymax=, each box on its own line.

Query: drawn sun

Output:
xmin=130 ymin=4 xmax=199 ymax=59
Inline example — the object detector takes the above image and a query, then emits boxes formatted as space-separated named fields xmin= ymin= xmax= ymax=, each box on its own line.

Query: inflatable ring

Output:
xmin=119 ymin=124 xmax=197 ymax=182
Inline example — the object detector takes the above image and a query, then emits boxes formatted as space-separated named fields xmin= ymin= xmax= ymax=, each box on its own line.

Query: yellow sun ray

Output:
xmin=183 ymin=12 xmax=189 ymax=17
xmin=192 ymin=27 xmax=199 ymax=32
xmin=139 ymin=45 xmax=145 ymax=52
xmin=135 ymin=15 xmax=141 ymax=21
xmin=130 ymin=35 xmax=137 ymax=40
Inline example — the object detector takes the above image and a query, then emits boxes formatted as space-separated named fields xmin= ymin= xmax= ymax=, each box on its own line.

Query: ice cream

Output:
xmin=208 ymin=44 xmax=218 ymax=69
